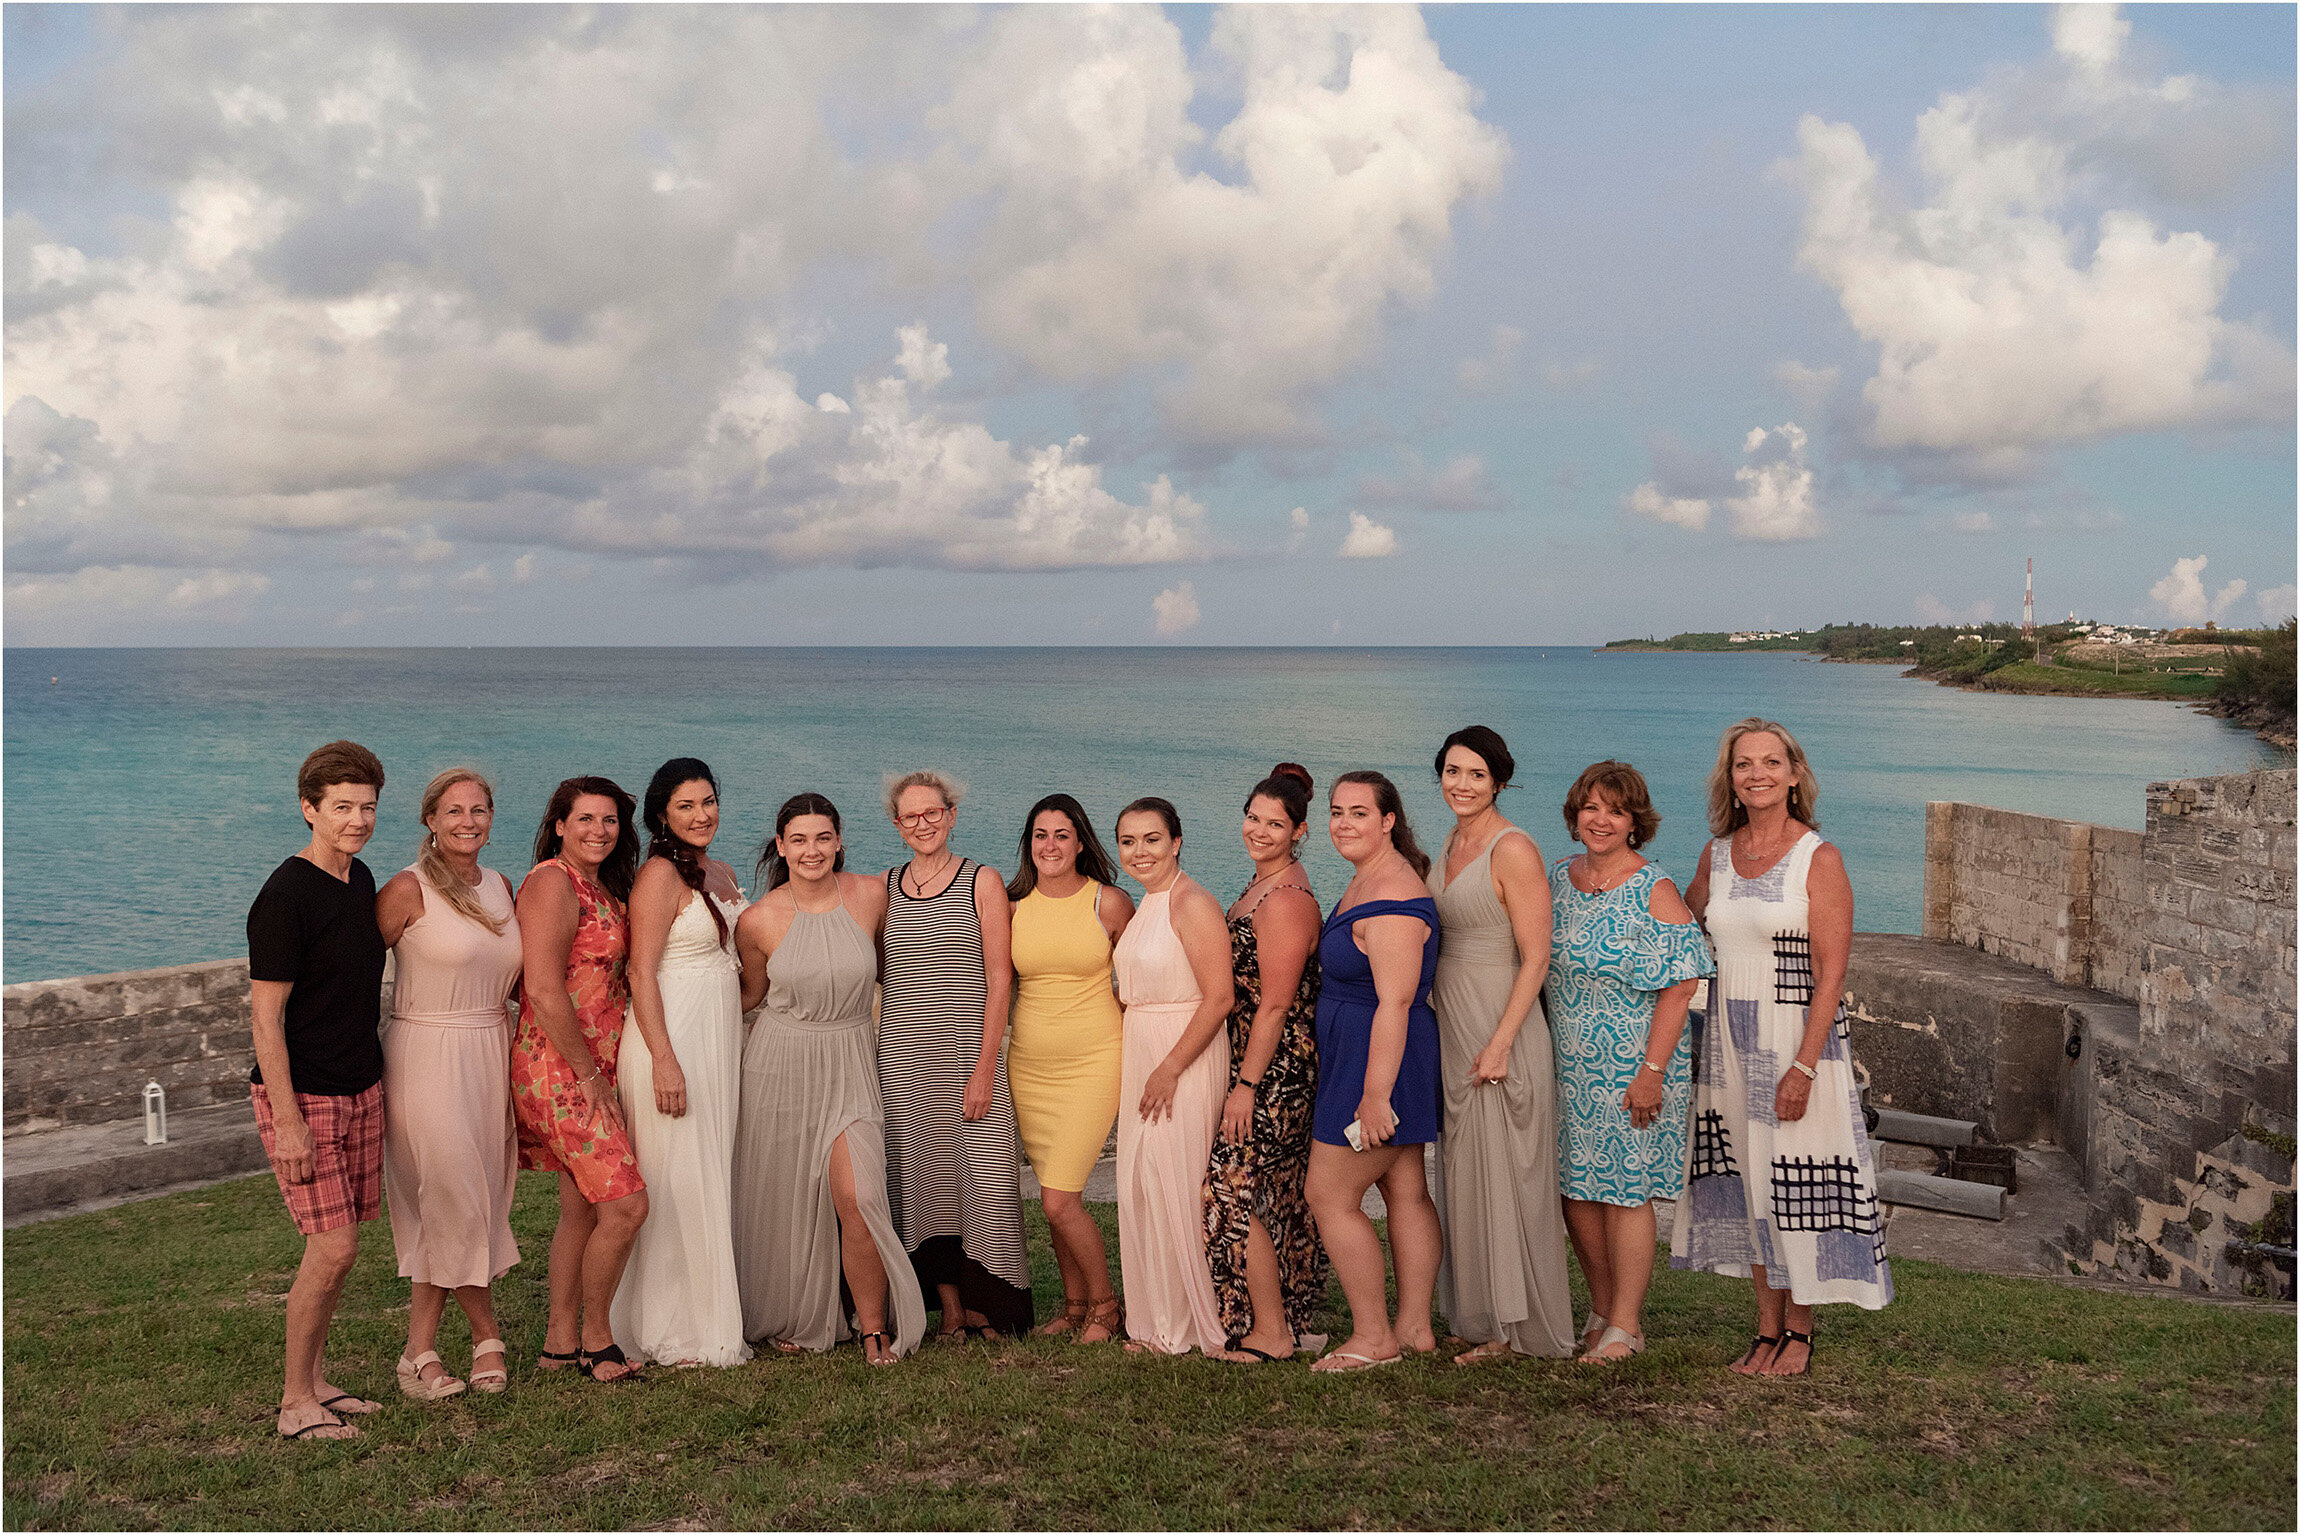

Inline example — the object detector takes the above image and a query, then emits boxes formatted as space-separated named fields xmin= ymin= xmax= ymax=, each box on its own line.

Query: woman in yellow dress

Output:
xmin=1006 ymin=794 xmax=1135 ymax=1342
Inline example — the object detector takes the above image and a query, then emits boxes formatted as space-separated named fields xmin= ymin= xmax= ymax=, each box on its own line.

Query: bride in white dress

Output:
xmin=611 ymin=760 xmax=752 ymax=1367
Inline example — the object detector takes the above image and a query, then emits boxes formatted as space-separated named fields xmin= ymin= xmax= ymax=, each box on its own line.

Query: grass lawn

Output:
xmin=1983 ymin=662 xmax=2220 ymax=700
xmin=5 ymin=1171 xmax=2293 ymax=1530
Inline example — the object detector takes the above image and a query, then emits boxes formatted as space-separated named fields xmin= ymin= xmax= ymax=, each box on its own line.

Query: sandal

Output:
xmin=578 ymin=1343 xmax=643 ymax=1383
xmin=1767 ymin=1327 xmax=1813 ymax=1377
xmin=1311 ymin=1348 xmax=1400 ymax=1372
xmin=469 ymin=1338 xmax=509 ymax=1394
xmin=1034 ymin=1300 xmax=1089 ymax=1338
xmin=536 ymin=1347 xmax=582 ymax=1373
xmin=1453 ymin=1339 xmax=1519 ymax=1366
xmin=316 ymin=1390 xmax=381 ymax=1415
xmin=1074 ymin=1296 xmax=1124 ymax=1345
xmin=1578 ymin=1313 xmax=1610 ymax=1352
xmin=278 ymin=1406 xmax=357 ymax=1441
xmin=1729 ymin=1334 xmax=1782 ymax=1374
xmin=860 ymin=1330 xmax=899 ymax=1367
xmin=1576 ymin=1325 xmax=1646 ymax=1365
xmin=396 ymin=1350 xmax=467 ymax=1402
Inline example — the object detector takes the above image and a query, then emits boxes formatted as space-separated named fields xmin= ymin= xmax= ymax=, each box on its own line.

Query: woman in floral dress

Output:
xmin=511 ymin=776 xmax=649 ymax=1382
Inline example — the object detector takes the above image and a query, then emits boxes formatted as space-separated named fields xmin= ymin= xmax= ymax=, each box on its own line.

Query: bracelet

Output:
xmin=1638 ymin=1059 xmax=1664 ymax=1076
xmin=1789 ymin=1059 xmax=1818 ymax=1080
xmin=1236 ymin=1076 xmax=1262 ymax=1090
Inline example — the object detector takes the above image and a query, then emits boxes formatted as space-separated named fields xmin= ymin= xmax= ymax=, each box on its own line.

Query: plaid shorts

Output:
xmin=251 ymin=1081 xmax=384 ymax=1235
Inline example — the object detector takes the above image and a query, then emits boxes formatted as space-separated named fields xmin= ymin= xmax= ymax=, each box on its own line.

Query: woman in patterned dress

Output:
xmin=875 ymin=770 xmax=1035 ymax=1338
xmin=1670 ymin=719 xmax=1890 ymax=1377
xmin=1547 ymin=761 xmax=1713 ymax=1365
xmin=510 ymin=776 xmax=648 ymax=1382
xmin=1204 ymin=764 xmax=1326 ymax=1362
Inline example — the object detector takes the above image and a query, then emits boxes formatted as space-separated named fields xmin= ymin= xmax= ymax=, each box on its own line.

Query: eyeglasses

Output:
xmin=895 ymin=806 xmax=951 ymax=828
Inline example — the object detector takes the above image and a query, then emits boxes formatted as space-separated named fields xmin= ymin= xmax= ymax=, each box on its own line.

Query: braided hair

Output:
xmin=642 ymin=757 xmax=728 ymax=948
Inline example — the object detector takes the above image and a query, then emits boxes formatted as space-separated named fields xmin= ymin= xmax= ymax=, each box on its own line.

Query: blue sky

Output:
xmin=5 ymin=3 xmax=2292 ymax=645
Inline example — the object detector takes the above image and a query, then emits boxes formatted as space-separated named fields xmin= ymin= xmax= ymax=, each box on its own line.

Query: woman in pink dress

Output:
xmin=1111 ymin=798 xmax=1238 ymax=1356
xmin=510 ymin=776 xmax=649 ymax=1383
xmin=376 ymin=768 xmax=525 ymax=1400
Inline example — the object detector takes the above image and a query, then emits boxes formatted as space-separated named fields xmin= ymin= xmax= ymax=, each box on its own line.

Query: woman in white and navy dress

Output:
xmin=1671 ymin=719 xmax=1891 ymax=1378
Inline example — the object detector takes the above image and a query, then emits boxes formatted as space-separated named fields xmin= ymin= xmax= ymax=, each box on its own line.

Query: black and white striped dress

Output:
xmin=877 ymin=858 xmax=1035 ymax=1333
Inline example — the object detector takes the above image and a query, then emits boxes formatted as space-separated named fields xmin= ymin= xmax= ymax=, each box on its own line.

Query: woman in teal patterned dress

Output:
xmin=1547 ymin=761 xmax=1712 ymax=1364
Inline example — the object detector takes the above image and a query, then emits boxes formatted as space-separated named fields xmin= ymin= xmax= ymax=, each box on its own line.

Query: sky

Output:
xmin=4 ymin=2 xmax=2294 ymax=647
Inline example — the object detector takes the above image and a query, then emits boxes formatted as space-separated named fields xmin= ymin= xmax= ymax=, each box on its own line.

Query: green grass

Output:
xmin=1974 ymin=661 xmax=2220 ymax=700
xmin=5 ymin=1173 xmax=2293 ymax=1530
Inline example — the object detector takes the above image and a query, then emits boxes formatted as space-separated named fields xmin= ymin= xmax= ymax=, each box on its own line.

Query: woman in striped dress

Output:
xmin=876 ymin=770 xmax=1035 ymax=1338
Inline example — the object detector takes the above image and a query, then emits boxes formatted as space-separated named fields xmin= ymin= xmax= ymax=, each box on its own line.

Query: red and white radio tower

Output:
xmin=2022 ymin=558 xmax=2035 ymax=640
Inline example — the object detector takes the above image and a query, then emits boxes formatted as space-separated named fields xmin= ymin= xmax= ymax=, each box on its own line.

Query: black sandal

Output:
xmin=1732 ymin=1334 xmax=1782 ymax=1370
xmin=1771 ymin=1328 xmax=1813 ymax=1376
xmin=536 ymin=1347 xmax=581 ymax=1372
xmin=1233 ymin=1346 xmax=1287 ymax=1363
xmin=578 ymin=1343 xmax=643 ymax=1382
xmin=860 ymin=1330 xmax=897 ymax=1367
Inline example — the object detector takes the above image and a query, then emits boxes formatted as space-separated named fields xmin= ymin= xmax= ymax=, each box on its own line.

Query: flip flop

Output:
xmin=1228 ymin=1345 xmax=1291 ymax=1364
xmin=578 ymin=1343 xmax=644 ymax=1383
xmin=317 ymin=1392 xmax=381 ymax=1415
xmin=536 ymin=1348 xmax=581 ymax=1373
xmin=859 ymin=1331 xmax=899 ymax=1367
xmin=1313 ymin=1348 xmax=1401 ymax=1372
xmin=279 ymin=1408 xmax=356 ymax=1441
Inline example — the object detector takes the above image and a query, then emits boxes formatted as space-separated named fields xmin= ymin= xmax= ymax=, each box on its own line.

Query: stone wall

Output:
xmin=3 ymin=960 xmax=258 ymax=1134
xmin=1922 ymin=802 xmax=2149 ymax=999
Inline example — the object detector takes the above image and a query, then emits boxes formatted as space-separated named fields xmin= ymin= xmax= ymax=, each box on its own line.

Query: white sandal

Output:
xmin=1576 ymin=1324 xmax=1646 ymax=1365
xmin=396 ymin=1349 xmax=467 ymax=1401
xmin=469 ymin=1337 xmax=509 ymax=1394
xmin=1579 ymin=1312 xmax=1610 ymax=1351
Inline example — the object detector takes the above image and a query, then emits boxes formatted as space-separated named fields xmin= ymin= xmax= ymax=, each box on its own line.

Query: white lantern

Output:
xmin=143 ymin=1080 xmax=168 ymax=1146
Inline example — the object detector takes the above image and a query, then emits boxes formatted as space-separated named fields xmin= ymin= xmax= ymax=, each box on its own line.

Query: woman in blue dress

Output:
xmin=1302 ymin=771 xmax=1445 ymax=1373
xmin=1548 ymin=761 xmax=1713 ymax=1364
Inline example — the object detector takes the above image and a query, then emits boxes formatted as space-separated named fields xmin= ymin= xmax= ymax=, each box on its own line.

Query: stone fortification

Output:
xmin=4 ymin=960 xmax=259 ymax=1135
xmin=1921 ymin=801 xmax=2148 ymax=999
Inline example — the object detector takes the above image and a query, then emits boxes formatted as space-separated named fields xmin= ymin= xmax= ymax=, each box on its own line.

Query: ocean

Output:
xmin=3 ymin=647 xmax=2286 ymax=984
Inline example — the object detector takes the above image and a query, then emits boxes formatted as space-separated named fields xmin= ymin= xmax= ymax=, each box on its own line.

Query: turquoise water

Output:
xmin=3 ymin=647 xmax=2284 ymax=983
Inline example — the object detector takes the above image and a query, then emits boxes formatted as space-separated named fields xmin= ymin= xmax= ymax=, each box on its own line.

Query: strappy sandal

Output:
xmin=469 ymin=1337 xmax=509 ymax=1394
xmin=1729 ymin=1334 xmax=1782 ymax=1374
xmin=1576 ymin=1325 xmax=1646 ymax=1365
xmin=860 ymin=1330 xmax=898 ymax=1367
xmin=1074 ymin=1296 xmax=1123 ymax=1345
xmin=1453 ymin=1339 xmax=1519 ymax=1366
xmin=316 ymin=1391 xmax=381 ymax=1415
xmin=1767 ymin=1327 xmax=1813 ymax=1377
xmin=279 ymin=1406 xmax=357 ymax=1441
xmin=1034 ymin=1300 xmax=1089 ymax=1338
xmin=536 ymin=1347 xmax=581 ymax=1373
xmin=578 ymin=1343 xmax=643 ymax=1383
xmin=396 ymin=1350 xmax=467 ymax=1401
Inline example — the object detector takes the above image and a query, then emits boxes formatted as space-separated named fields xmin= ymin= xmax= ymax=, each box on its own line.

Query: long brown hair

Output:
xmin=533 ymin=776 xmax=641 ymax=903
xmin=759 ymin=793 xmax=847 ymax=892
xmin=1008 ymin=794 xmax=1119 ymax=901
xmin=414 ymin=768 xmax=507 ymax=935
xmin=1332 ymin=769 xmax=1431 ymax=878
xmin=644 ymin=758 xmax=727 ymax=948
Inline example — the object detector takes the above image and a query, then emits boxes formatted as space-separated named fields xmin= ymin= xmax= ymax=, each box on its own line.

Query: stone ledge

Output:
xmin=2 ymin=1101 xmax=269 ymax=1227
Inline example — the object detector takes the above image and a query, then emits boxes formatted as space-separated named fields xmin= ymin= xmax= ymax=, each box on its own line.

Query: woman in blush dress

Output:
xmin=1005 ymin=794 xmax=1134 ymax=1344
xmin=374 ymin=768 xmax=524 ymax=1401
xmin=1671 ymin=719 xmax=1890 ymax=1377
xmin=1110 ymin=798 xmax=1237 ymax=1356
xmin=734 ymin=794 xmax=927 ymax=1365
xmin=876 ymin=770 xmax=1034 ymax=1338
xmin=1302 ymin=771 xmax=1446 ymax=1372
xmin=1426 ymin=727 xmax=1576 ymax=1364
xmin=610 ymin=758 xmax=750 ymax=1368
xmin=1548 ymin=760 xmax=1713 ymax=1365
xmin=1204 ymin=765 xmax=1326 ymax=1363
xmin=510 ymin=777 xmax=649 ymax=1383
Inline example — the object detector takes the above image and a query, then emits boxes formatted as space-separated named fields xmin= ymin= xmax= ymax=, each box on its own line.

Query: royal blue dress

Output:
xmin=1312 ymin=897 xmax=1443 ymax=1149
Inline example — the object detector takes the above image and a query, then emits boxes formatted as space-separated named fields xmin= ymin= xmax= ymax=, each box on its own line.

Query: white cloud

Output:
xmin=1337 ymin=512 xmax=1397 ymax=558
xmin=1355 ymin=452 xmax=1498 ymax=512
xmin=1915 ymin=592 xmax=1995 ymax=626
xmin=953 ymin=5 xmax=1507 ymax=447
xmin=895 ymin=324 xmax=951 ymax=389
xmin=511 ymin=552 xmax=537 ymax=583
xmin=2149 ymin=554 xmax=2248 ymax=626
xmin=2257 ymin=585 xmax=2297 ymax=625
xmin=1287 ymin=505 xmax=1310 ymax=553
xmin=1151 ymin=579 xmax=1201 ymax=637
xmin=1727 ymin=422 xmax=1821 ymax=541
xmin=1624 ymin=482 xmax=1711 ymax=532
xmin=1786 ymin=7 xmax=2294 ymax=467
xmin=1456 ymin=323 xmax=1524 ymax=392
xmin=1772 ymin=359 xmax=1841 ymax=410
xmin=1950 ymin=511 xmax=1996 ymax=534
xmin=3 ymin=564 xmax=270 ymax=642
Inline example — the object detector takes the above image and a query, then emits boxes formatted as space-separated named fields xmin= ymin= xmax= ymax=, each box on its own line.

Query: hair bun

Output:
xmin=1271 ymin=762 xmax=1313 ymax=792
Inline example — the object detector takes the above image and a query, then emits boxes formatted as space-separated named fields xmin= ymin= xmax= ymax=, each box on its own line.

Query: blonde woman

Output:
xmin=1672 ymin=719 xmax=1889 ymax=1377
xmin=876 ymin=770 xmax=1034 ymax=1338
xmin=374 ymin=769 xmax=525 ymax=1400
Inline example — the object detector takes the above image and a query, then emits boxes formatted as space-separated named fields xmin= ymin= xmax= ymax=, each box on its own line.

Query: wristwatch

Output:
xmin=1788 ymin=1059 xmax=1818 ymax=1080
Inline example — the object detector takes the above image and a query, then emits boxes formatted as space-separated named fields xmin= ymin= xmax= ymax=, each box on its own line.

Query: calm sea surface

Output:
xmin=3 ymin=647 xmax=2286 ymax=984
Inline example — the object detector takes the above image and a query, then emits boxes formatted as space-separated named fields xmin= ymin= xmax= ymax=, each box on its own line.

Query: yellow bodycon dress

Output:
xmin=1007 ymin=882 xmax=1123 ymax=1194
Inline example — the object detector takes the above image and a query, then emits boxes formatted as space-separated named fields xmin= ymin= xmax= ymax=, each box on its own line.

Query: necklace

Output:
xmin=903 ymin=850 xmax=958 ymax=898
xmin=1238 ymin=855 xmax=1300 ymax=904
xmin=1736 ymin=819 xmax=1797 ymax=869
xmin=1579 ymin=852 xmax=1639 ymax=893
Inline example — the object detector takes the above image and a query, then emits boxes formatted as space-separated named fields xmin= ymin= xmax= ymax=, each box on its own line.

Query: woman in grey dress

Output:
xmin=732 ymin=794 xmax=926 ymax=1364
xmin=1426 ymin=727 xmax=1576 ymax=1362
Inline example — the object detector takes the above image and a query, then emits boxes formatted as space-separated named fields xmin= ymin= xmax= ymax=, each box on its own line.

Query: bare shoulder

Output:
xmin=972 ymin=863 xmax=1006 ymax=897
xmin=1171 ymin=877 xmax=1225 ymax=926
xmin=844 ymin=870 xmax=887 ymax=907
xmin=1100 ymin=882 xmax=1137 ymax=920
xmin=1489 ymin=827 xmax=1545 ymax=878
xmin=378 ymin=868 xmax=422 ymax=902
xmin=1647 ymin=875 xmax=1695 ymax=925
xmin=633 ymin=857 xmax=685 ymax=893
xmin=1361 ymin=866 xmax=1430 ymax=904
xmin=517 ymin=861 xmax=574 ymax=906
